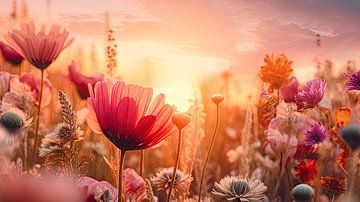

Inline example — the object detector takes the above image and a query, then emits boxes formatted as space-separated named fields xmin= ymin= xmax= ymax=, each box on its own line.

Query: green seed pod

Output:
xmin=0 ymin=111 xmax=24 ymax=132
xmin=291 ymin=184 xmax=314 ymax=201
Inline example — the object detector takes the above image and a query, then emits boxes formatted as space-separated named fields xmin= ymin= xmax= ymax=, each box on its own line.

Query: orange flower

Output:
xmin=320 ymin=176 xmax=346 ymax=197
xmin=259 ymin=54 xmax=293 ymax=92
xmin=295 ymin=160 xmax=317 ymax=182
xmin=335 ymin=108 xmax=351 ymax=128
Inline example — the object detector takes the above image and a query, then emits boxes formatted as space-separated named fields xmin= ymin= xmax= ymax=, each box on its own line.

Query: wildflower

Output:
xmin=295 ymin=79 xmax=327 ymax=111
xmin=171 ymin=112 xmax=190 ymax=130
xmin=78 ymin=177 xmax=117 ymax=202
xmin=87 ymin=81 xmax=176 ymax=151
xmin=211 ymin=94 xmax=224 ymax=105
xmin=0 ymin=107 xmax=32 ymax=133
xmin=339 ymin=125 xmax=360 ymax=151
xmin=320 ymin=176 xmax=346 ymax=197
xmin=259 ymin=53 xmax=293 ymax=92
xmin=0 ymin=42 xmax=24 ymax=65
xmin=304 ymin=122 xmax=329 ymax=146
xmin=123 ymin=168 xmax=146 ymax=201
xmin=151 ymin=167 xmax=192 ymax=196
xmin=19 ymin=73 xmax=52 ymax=107
xmin=266 ymin=129 xmax=298 ymax=156
xmin=0 ymin=71 xmax=11 ymax=99
xmin=257 ymin=90 xmax=277 ymax=128
xmin=295 ymin=160 xmax=317 ymax=182
xmin=68 ymin=61 xmax=104 ymax=99
xmin=344 ymin=70 xmax=360 ymax=91
xmin=5 ymin=23 xmax=73 ymax=70
xmin=293 ymin=143 xmax=315 ymax=160
xmin=212 ymin=176 xmax=267 ymax=201
xmin=291 ymin=184 xmax=314 ymax=201
xmin=280 ymin=76 xmax=299 ymax=103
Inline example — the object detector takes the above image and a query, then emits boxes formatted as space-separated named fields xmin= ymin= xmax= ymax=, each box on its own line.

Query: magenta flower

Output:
xmin=293 ymin=142 xmax=315 ymax=160
xmin=0 ymin=42 xmax=24 ymax=65
xmin=79 ymin=177 xmax=117 ymax=202
xmin=344 ymin=70 xmax=360 ymax=91
xmin=280 ymin=76 xmax=299 ymax=103
xmin=5 ymin=23 xmax=73 ymax=70
xmin=88 ymin=81 xmax=176 ymax=152
xmin=295 ymin=79 xmax=327 ymax=111
xmin=68 ymin=61 xmax=104 ymax=99
xmin=123 ymin=168 xmax=146 ymax=201
xmin=304 ymin=122 xmax=329 ymax=146
xmin=19 ymin=74 xmax=52 ymax=107
xmin=0 ymin=71 xmax=11 ymax=99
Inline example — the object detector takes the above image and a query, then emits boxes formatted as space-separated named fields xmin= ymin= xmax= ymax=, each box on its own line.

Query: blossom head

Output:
xmin=0 ymin=71 xmax=11 ymax=99
xmin=304 ymin=122 xmax=329 ymax=146
xmin=344 ymin=70 xmax=360 ymax=91
xmin=0 ymin=42 xmax=24 ymax=65
xmin=339 ymin=125 xmax=360 ymax=151
xmin=259 ymin=53 xmax=293 ymax=92
xmin=291 ymin=184 xmax=314 ymax=201
xmin=123 ymin=168 xmax=146 ymax=201
xmin=0 ymin=107 xmax=32 ymax=133
xmin=211 ymin=94 xmax=224 ymax=105
xmin=295 ymin=160 xmax=317 ymax=182
xmin=78 ymin=177 xmax=117 ymax=202
xmin=5 ymin=23 xmax=73 ymax=70
xmin=280 ymin=76 xmax=299 ymax=103
xmin=171 ymin=112 xmax=190 ymax=130
xmin=320 ymin=176 xmax=346 ymax=197
xmin=295 ymin=79 xmax=327 ymax=111
xmin=68 ymin=61 xmax=104 ymax=99
xmin=88 ymin=81 xmax=176 ymax=151
xmin=212 ymin=176 xmax=267 ymax=201
xmin=151 ymin=167 xmax=192 ymax=197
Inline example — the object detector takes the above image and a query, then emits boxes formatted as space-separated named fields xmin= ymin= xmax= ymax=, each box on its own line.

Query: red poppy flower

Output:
xmin=295 ymin=160 xmax=317 ymax=182
xmin=87 ymin=81 xmax=176 ymax=152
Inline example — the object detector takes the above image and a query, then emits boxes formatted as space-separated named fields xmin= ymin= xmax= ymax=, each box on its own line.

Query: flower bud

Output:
xmin=211 ymin=94 xmax=224 ymax=105
xmin=171 ymin=112 xmax=190 ymax=130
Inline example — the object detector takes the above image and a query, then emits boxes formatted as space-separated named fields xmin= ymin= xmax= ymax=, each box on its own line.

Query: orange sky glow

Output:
xmin=1 ymin=0 xmax=360 ymax=110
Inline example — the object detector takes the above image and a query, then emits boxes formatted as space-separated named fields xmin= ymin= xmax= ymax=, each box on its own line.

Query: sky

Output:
xmin=1 ymin=0 xmax=360 ymax=110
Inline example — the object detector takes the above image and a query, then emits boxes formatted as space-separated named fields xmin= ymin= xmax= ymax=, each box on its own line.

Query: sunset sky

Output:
xmin=1 ymin=0 xmax=360 ymax=110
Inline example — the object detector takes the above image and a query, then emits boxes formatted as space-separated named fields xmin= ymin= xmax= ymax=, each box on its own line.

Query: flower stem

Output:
xmin=166 ymin=129 xmax=183 ymax=202
xmin=198 ymin=103 xmax=221 ymax=202
xmin=140 ymin=149 xmax=145 ymax=177
xmin=32 ymin=69 xmax=44 ymax=165
xmin=118 ymin=150 xmax=126 ymax=202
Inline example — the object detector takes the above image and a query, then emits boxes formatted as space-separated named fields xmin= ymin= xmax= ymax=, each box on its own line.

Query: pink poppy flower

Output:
xmin=0 ymin=42 xmax=23 ymax=65
xmin=295 ymin=79 xmax=327 ymax=111
xmin=68 ymin=61 xmax=104 ymax=99
xmin=78 ymin=177 xmax=117 ymax=202
xmin=19 ymin=74 xmax=52 ymax=107
xmin=87 ymin=81 xmax=176 ymax=151
xmin=123 ymin=168 xmax=146 ymax=201
xmin=280 ymin=76 xmax=299 ymax=103
xmin=5 ymin=23 xmax=73 ymax=70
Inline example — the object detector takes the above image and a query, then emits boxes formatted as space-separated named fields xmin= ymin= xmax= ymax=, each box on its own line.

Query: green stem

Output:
xmin=32 ymin=69 xmax=44 ymax=165
xmin=198 ymin=104 xmax=221 ymax=202
xmin=166 ymin=129 xmax=183 ymax=202
xmin=118 ymin=150 xmax=126 ymax=202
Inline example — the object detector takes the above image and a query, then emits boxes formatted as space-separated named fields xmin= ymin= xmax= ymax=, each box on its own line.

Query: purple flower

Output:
xmin=344 ymin=70 xmax=360 ymax=91
xmin=280 ymin=76 xmax=299 ymax=103
xmin=304 ymin=122 xmax=329 ymax=146
xmin=295 ymin=79 xmax=327 ymax=111
xmin=0 ymin=42 xmax=24 ymax=65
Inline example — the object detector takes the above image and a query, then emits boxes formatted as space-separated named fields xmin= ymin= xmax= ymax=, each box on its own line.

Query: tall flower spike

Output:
xmin=166 ymin=112 xmax=190 ymax=202
xmin=295 ymin=78 xmax=327 ymax=111
xmin=5 ymin=23 xmax=73 ymax=70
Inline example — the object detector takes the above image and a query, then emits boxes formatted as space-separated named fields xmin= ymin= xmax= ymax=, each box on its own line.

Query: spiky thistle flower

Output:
xmin=0 ymin=107 xmax=32 ymax=133
xmin=151 ymin=168 xmax=192 ymax=197
xmin=212 ymin=176 xmax=267 ymax=201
